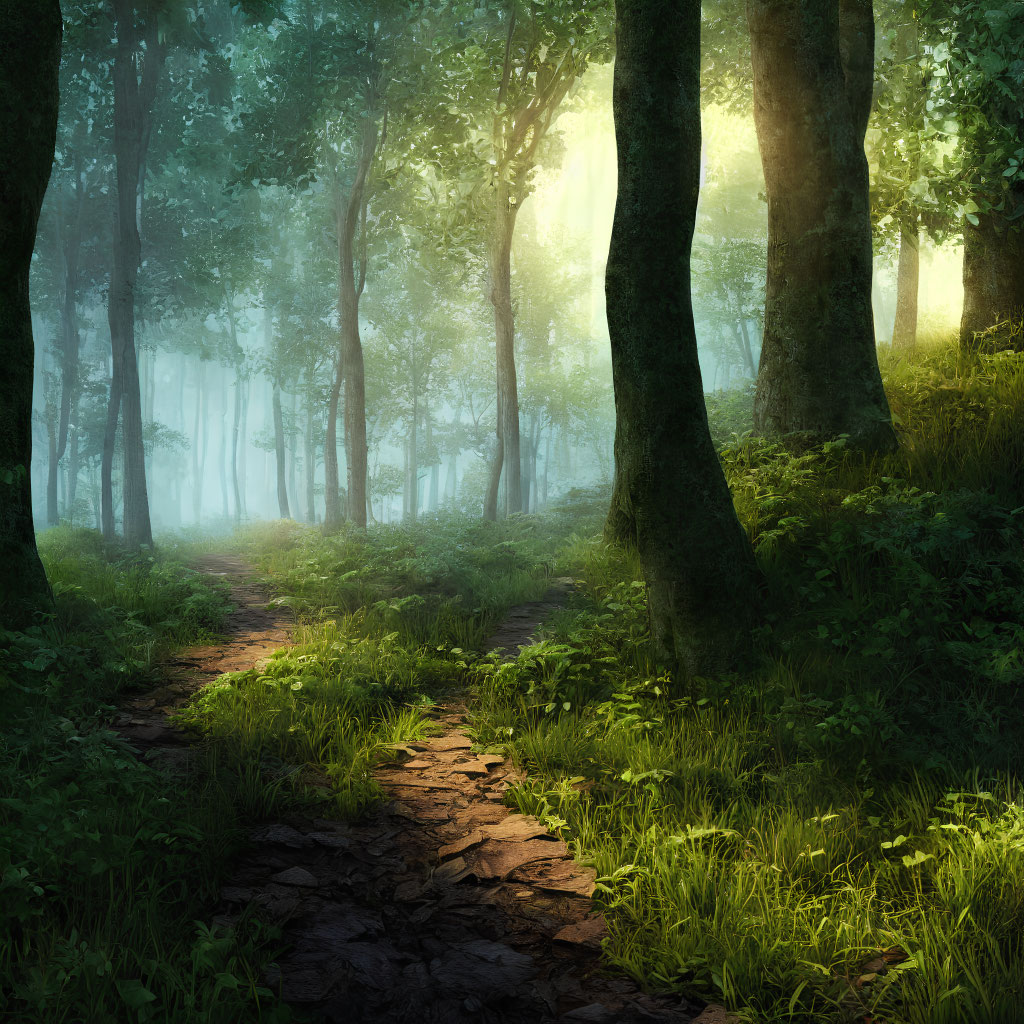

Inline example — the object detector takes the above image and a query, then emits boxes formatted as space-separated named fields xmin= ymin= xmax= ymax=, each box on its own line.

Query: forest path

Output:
xmin=119 ymin=559 xmax=719 ymax=1023
xmin=115 ymin=553 xmax=292 ymax=769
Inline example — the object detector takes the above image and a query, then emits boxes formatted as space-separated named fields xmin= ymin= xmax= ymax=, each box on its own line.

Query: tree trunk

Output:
xmin=219 ymin=381 xmax=229 ymax=520
xmin=101 ymin=357 xmax=123 ymax=540
xmin=427 ymin=412 xmax=439 ymax=512
xmin=0 ymin=0 xmax=60 ymax=625
xmin=324 ymin=357 xmax=343 ymax=523
xmin=445 ymin=451 xmax=457 ymax=502
xmin=892 ymin=219 xmax=920 ymax=350
xmin=288 ymin=389 xmax=297 ymax=508
xmin=542 ymin=429 xmax=550 ymax=507
xmin=67 ymin=393 xmax=81 ymax=516
xmin=486 ymin=193 xmax=523 ymax=520
xmin=605 ymin=0 xmax=760 ymax=678
xmin=747 ymin=0 xmax=894 ymax=450
xmin=47 ymin=158 xmax=85 ymax=526
xmin=483 ymin=400 xmax=504 ymax=522
xmin=109 ymin=0 xmax=164 ymax=547
xmin=231 ymin=373 xmax=242 ymax=522
xmin=240 ymin=377 xmax=249 ymax=517
xmin=739 ymin=317 xmax=757 ymax=376
xmin=273 ymin=378 xmax=290 ymax=518
xmin=326 ymin=116 xmax=376 ymax=529
xmin=304 ymin=381 xmax=315 ymax=525
xmin=192 ymin=359 xmax=205 ymax=523
xmin=405 ymin=390 xmax=418 ymax=523
xmin=960 ymin=207 xmax=1024 ymax=347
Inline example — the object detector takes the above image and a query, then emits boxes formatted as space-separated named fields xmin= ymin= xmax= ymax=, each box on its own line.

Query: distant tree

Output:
xmin=605 ymin=0 xmax=760 ymax=676
xmin=747 ymin=0 xmax=894 ymax=449
xmin=459 ymin=2 xmax=613 ymax=520
xmin=0 ymin=0 xmax=61 ymax=627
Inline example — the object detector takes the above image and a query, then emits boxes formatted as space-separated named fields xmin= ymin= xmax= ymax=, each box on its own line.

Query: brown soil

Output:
xmin=116 ymin=560 xmax=727 ymax=1024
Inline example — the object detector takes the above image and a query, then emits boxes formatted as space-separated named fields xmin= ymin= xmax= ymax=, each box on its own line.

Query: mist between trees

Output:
xmin=28 ymin=0 xmax=1007 ymax=540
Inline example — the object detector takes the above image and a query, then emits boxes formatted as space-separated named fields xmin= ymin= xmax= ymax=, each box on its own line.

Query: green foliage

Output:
xmin=175 ymin=617 xmax=444 ymax=819
xmin=466 ymin=336 xmax=1024 ymax=1021
xmin=231 ymin=503 xmax=604 ymax=641
xmin=0 ymin=535 xmax=289 ymax=1023
xmin=16 ymin=335 xmax=1024 ymax=1023
xmin=705 ymin=384 xmax=755 ymax=448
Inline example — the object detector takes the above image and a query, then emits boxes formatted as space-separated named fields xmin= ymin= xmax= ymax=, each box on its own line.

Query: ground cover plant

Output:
xmin=7 ymin=1 xmax=1024 ymax=1020
xmin=164 ymin=334 xmax=1024 ymax=1023
xmin=174 ymin=503 xmax=607 ymax=816
xmin=5 ymin=335 xmax=1024 ymax=1023
xmin=460 ymin=337 xmax=1024 ymax=1023
xmin=0 ymin=535 xmax=294 ymax=1024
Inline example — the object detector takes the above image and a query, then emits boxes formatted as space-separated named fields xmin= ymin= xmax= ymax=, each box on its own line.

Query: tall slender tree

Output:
xmin=103 ymin=0 xmax=167 ymax=545
xmin=747 ymin=0 xmax=894 ymax=449
xmin=605 ymin=0 xmax=760 ymax=677
xmin=0 ymin=0 xmax=62 ymax=627
xmin=478 ymin=1 xmax=612 ymax=520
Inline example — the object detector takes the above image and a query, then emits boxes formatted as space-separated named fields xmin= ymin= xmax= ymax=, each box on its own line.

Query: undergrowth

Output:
xmin=9 ymin=335 xmax=1024 ymax=1023
xmin=465 ymin=337 xmax=1024 ymax=1022
xmin=0 ymin=532 xmax=293 ymax=1023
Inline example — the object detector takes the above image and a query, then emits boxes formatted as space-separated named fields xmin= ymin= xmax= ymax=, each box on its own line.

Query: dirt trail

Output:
xmin=118 ymin=562 xmax=723 ymax=1024
xmin=115 ymin=554 xmax=291 ymax=767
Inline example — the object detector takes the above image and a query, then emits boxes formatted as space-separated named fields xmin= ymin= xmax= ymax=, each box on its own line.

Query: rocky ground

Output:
xmin=116 ymin=557 xmax=732 ymax=1024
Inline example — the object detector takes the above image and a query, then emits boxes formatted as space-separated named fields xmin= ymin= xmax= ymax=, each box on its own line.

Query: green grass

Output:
xmin=0 ymin=535 xmax=294 ymax=1023
xmin=459 ymin=335 xmax=1024 ymax=1022
xmin=9 ymin=334 xmax=1024 ymax=1023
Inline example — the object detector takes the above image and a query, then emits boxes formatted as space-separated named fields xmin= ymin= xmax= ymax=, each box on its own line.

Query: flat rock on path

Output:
xmin=219 ymin=706 xmax=708 ymax=1024
xmin=118 ymin=562 xmax=725 ymax=1023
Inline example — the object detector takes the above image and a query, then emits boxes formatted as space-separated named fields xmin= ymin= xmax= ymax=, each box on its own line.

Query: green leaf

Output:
xmin=115 ymin=979 xmax=157 ymax=1011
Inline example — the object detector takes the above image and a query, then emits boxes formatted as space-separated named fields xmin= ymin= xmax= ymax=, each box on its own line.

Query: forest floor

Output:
xmin=115 ymin=555 xmax=721 ymax=1024
xmin=10 ymin=334 xmax=1024 ymax=1024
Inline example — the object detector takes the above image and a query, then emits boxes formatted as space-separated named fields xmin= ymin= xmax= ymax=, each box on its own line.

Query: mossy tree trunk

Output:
xmin=0 ymin=0 xmax=61 ymax=628
xmin=960 ymin=207 xmax=1024 ymax=347
xmin=605 ymin=0 xmax=760 ymax=678
xmin=747 ymin=0 xmax=894 ymax=450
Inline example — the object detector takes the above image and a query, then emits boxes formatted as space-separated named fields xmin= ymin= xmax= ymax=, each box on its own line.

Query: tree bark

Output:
xmin=892 ymin=220 xmax=920 ymax=350
xmin=960 ymin=207 xmax=1024 ymax=347
xmin=0 ymin=0 xmax=60 ymax=626
xmin=219 ymin=381 xmax=229 ymax=520
xmin=747 ymin=0 xmax=894 ymax=450
xmin=483 ymin=396 xmax=504 ymax=521
xmin=240 ymin=375 xmax=249 ymax=517
xmin=192 ymin=359 xmax=205 ymax=523
xmin=605 ymin=0 xmax=760 ymax=678
xmin=304 ymin=372 xmax=316 ymax=525
xmin=325 ymin=112 xmax=376 ymax=529
xmin=47 ymin=157 xmax=85 ymax=526
xmin=231 ymin=374 xmax=242 ymax=522
xmin=405 ymin=389 xmax=419 ymax=523
xmin=101 ymin=352 xmax=123 ymax=539
xmin=109 ymin=0 xmax=164 ymax=547
xmin=67 ymin=393 xmax=81 ymax=516
xmin=482 ymin=11 xmax=580 ymax=521
xmin=273 ymin=378 xmax=291 ymax=518
xmin=486 ymin=193 xmax=523 ymax=519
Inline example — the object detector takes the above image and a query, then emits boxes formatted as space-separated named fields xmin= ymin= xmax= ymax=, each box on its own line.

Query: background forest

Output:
xmin=30 ymin=0 xmax=991 ymax=535
xmin=3 ymin=0 xmax=1024 ymax=1023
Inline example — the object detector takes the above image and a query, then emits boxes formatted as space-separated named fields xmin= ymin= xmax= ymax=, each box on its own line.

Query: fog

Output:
xmin=29 ymin=31 xmax=965 ymax=536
